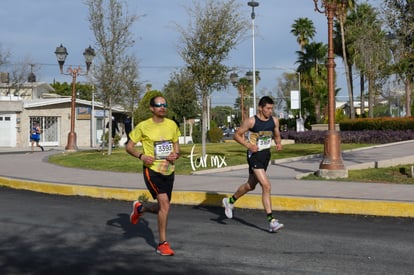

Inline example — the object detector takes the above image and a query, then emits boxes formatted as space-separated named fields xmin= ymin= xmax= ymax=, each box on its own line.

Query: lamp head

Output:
xmin=248 ymin=1 xmax=259 ymax=19
xmin=83 ymin=46 xmax=96 ymax=73
xmin=247 ymin=1 xmax=259 ymax=8
xmin=245 ymin=71 xmax=253 ymax=83
xmin=230 ymin=72 xmax=239 ymax=86
xmin=54 ymin=44 xmax=68 ymax=73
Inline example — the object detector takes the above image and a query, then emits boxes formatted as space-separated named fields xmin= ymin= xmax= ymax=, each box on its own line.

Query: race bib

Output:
xmin=154 ymin=140 xmax=173 ymax=160
xmin=257 ymin=135 xmax=271 ymax=151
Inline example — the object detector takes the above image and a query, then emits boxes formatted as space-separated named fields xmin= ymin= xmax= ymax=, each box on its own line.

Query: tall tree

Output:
xmin=86 ymin=0 xmax=138 ymax=154
xmin=296 ymin=42 xmax=328 ymax=122
xmin=349 ymin=3 xmax=390 ymax=117
xmin=211 ymin=105 xmax=235 ymax=128
xmin=134 ymin=90 xmax=163 ymax=124
xmin=118 ymin=55 xmax=141 ymax=125
xmin=163 ymin=68 xmax=200 ymax=124
xmin=276 ymin=72 xmax=300 ymax=118
xmin=335 ymin=0 xmax=355 ymax=119
xmin=383 ymin=0 xmax=414 ymax=117
xmin=0 ymin=44 xmax=10 ymax=67
xmin=290 ymin=17 xmax=316 ymax=51
xmin=51 ymin=81 xmax=93 ymax=100
xmin=290 ymin=18 xmax=320 ymax=120
xmin=8 ymin=61 xmax=34 ymax=97
xmin=178 ymin=0 xmax=248 ymax=156
xmin=231 ymin=76 xmax=252 ymax=122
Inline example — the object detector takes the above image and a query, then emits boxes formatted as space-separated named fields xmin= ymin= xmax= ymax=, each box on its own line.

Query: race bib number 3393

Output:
xmin=154 ymin=140 xmax=173 ymax=159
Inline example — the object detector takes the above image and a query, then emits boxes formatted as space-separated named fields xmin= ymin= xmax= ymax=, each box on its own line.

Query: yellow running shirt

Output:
xmin=129 ymin=118 xmax=181 ymax=175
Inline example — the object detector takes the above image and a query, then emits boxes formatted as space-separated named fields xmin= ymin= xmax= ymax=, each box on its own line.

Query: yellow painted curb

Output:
xmin=1 ymin=176 xmax=413 ymax=218
xmin=171 ymin=191 xmax=414 ymax=218
xmin=0 ymin=177 xmax=147 ymax=201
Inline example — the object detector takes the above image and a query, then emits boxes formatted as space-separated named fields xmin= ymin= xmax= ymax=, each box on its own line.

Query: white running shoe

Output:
xmin=269 ymin=219 xmax=284 ymax=232
xmin=222 ymin=198 xmax=234 ymax=219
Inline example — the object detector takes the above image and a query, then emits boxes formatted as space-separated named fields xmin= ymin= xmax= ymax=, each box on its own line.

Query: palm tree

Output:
xmin=348 ymin=3 xmax=389 ymax=118
xmin=291 ymin=17 xmax=316 ymax=51
xmin=234 ymin=77 xmax=251 ymax=122
xmin=296 ymin=42 xmax=328 ymax=122
xmin=335 ymin=0 xmax=356 ymax=118
xmin=383 ymin=0 xmax=414 ymax=117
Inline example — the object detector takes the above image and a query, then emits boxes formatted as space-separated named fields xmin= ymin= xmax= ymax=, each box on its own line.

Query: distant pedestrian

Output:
xmin=106 ymin=116 xmax=119 ymax=148
xmin=126 ymin=95 xmax=181 ymax=256
xmin=124 ymin=115 xmax=132 ymax=145
xmin=222 ymin=96 xmax=284 ymax=232
xmin=30 ymin=121 xmax=44 ymax=152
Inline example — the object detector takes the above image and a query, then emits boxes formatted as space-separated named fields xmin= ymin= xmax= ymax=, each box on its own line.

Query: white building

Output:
xmin=0 ymin=81 xmax=125 ymax=148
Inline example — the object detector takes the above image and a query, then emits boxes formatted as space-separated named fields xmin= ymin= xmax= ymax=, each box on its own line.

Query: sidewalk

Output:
xmin=1 ymin=140 xmax=414 ymax=218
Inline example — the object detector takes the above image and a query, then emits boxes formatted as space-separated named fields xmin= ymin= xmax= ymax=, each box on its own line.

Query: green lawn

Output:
xmin=48 ymin=142 xmax=367 ymax=174
xmin=303 ymin=164 xmax=414 ymax=184
xmin=47 ymin=142 xmax=414 ymax=185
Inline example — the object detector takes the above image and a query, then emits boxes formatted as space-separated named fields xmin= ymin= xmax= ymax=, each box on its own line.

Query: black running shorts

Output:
xmin=247 ymin=149 xmax=271 ymax=174
xmin=143 ymin=167 xmax=175 ymax=201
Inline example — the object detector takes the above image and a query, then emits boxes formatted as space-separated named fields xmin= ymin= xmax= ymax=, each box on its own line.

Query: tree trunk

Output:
xmin=340 ymin=20 xmax=355 ymax=119
xmin=107 ymin=96 xmax=113 ymax=155
xmin=368 ymin=78 xmax=374 ymax=118
xmin=315 ymin=99 xmax=321 ymax=123
xmin=405 ymin=78 xmax=412 ymax=117
xmin=360 ymin=74 xmax=365 ymax=117
xmin=201 ymin=93 xmax=208 ymax=157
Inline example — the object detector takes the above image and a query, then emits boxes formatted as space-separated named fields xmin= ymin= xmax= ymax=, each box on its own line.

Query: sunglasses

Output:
xmin=152 ymin=103 xmax=168 ymax=108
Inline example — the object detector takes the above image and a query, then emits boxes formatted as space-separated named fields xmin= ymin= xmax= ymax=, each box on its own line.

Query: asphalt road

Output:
xmin=1 ymin=187 xmax=414 ymax=275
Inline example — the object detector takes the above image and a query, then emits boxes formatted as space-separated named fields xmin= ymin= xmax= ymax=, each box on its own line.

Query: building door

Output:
xmin=29 ymin=116 xmax=59 ymax=146
xmin=0 ymin=112 xmax=16 ymax=147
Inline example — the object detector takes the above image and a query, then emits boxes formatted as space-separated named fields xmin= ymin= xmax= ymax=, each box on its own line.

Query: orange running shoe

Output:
xmin=130 ymin=200 xmax=142 ymax=224
xmin=156 ymin=242 xmax=175 ymax=256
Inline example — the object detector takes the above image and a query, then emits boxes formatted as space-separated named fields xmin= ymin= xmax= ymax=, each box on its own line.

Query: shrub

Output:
xmin=102 ymin=132 xmax=121 ymax=146
xmin=207 ymin=127 xmax=223 ymax=143
xmin=340 ymin=117 xmax=414 ymax=131
xmin=192 ymin=124 xmax=202 ymax=144
xmin=281 ymin=130 xmax=414 ymax=144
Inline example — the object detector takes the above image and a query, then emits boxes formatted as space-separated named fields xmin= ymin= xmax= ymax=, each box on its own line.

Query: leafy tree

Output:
xmin=86 ymin=0 xmax=139 ymax=154
xmin=334 ymin=0 xmax=356 ymax=119
xmin=383 ymin=0 xmax=414 ymax=117
xmin=0 ymin=44 xmax=10 ymax=66
xmin=1 ymin=59 xmax=37 ymax=97
xmin=51 ymin=81 xmax=93 ymax=100
xmin=117 ymin=55 xmax=142 ymax=124
xmin=211 ymin=105 xmax=235 ymax=128
xmin=276 ymin=72 xmax=300 ymax=118
xmin=296 ymin=42 xmax=328 ymax=122
xmin=349 ymin=3 xmax=390 ymax=117
xmin=177 ymin=0 xmax=248 ymax=157
xmin=163 ymin=68 xmax=200 ymax=123
xmin=134 ymin=90 xmax=163 ymax=125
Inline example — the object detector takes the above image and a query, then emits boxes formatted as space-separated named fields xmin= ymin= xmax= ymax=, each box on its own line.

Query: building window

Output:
xmin=29 ymin=116 xmax=59 ymax=144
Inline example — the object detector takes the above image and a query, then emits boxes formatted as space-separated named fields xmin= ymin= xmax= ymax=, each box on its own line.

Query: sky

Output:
xmin=0 ymin=0 xmax=381 ymax=107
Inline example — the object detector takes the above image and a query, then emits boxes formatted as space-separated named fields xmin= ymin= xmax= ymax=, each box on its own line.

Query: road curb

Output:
xmin=2 ymin=176 xmax=413 ymax=218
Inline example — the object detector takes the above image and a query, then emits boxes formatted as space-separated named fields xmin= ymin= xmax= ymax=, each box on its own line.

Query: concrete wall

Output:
xmin=311 ymin=124 xmax=340 ymax=131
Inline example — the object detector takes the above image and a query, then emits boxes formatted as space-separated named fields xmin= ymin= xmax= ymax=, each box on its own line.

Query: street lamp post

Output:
xmin=248 ymin=1 xmax=259 ymax=114
xmin=54 ymin=44 xmax=95 ymax=152
xmin=313 ymin=0 xmax=347 ymax=178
